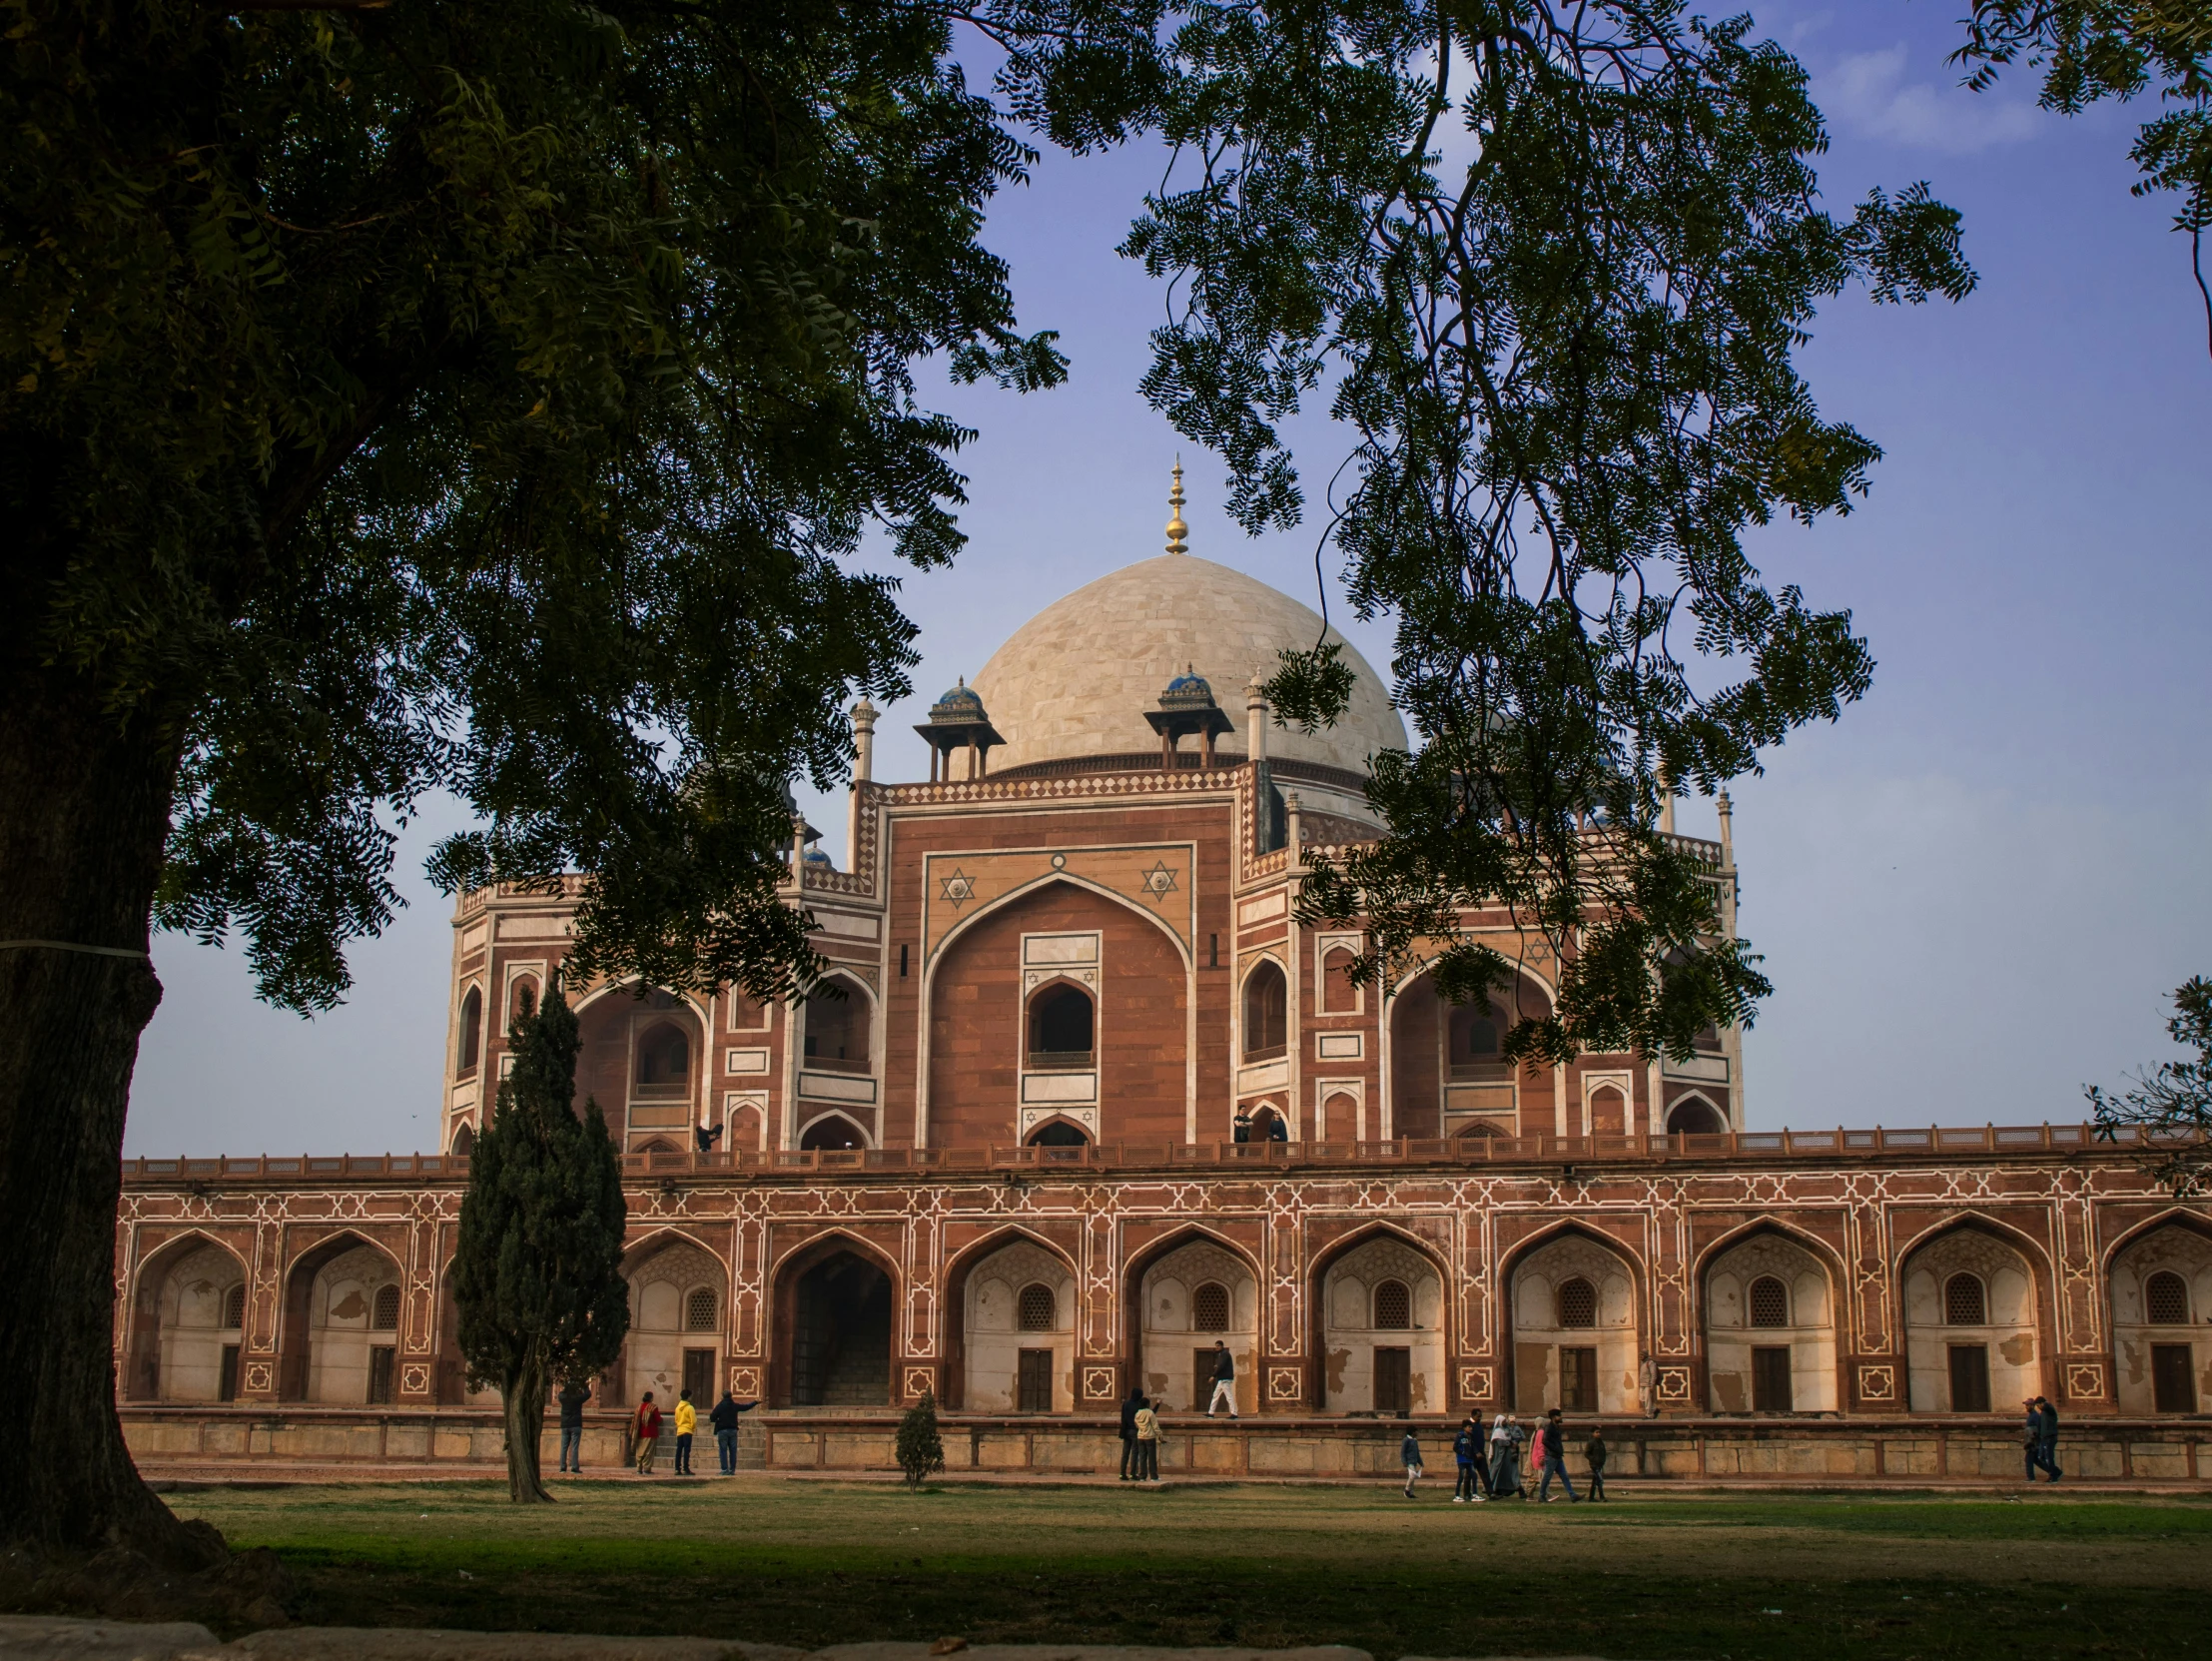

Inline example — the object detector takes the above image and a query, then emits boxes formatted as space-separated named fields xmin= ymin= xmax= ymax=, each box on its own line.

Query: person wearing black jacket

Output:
xmin=1584 ymin=1428 xmax=1609 ymax=1501
xmin=1537 ymin=1407 xmax=1578 ymax=1502
xmin=556 ymin=1378 xmax=590 ymax=1474
xmin=1206 ymin=1340 xmax=1238 ymax=1417
xmin=1119 ymin=1384 xmax=1145 ymax=1479
xmin=2038 ymin=1396 xmax=2062 ymax=1483
xmin=708 ymin=1389 xmax=759 ymax=1475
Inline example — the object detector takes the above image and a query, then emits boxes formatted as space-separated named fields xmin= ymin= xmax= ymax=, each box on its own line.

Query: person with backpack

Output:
xmin=1205 ymin=1340 xmax=1238 ymax=1417
xmin=1401 ymin=1425 xmax=1425 ymax=1498
xmin=1119 ymin=1382 xmax=1146 ymax=1479
xmin=1537 ymin=1407 xmax=1578 ymax=1502
xmin=1584 ymin=1426 xmax=1609 ymax=1501
xmin=556 ymin=1376 xmax=590 ymax=1474
xmin=630 ymin=1390 xmax=662 ymax=1475
xmin=1132 ymin=1395 xmax=1161 ymax=1480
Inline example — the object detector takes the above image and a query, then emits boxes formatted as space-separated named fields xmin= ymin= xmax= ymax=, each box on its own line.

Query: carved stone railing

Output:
xmin=121 ymin=1123 xmax=2182 ymax=1186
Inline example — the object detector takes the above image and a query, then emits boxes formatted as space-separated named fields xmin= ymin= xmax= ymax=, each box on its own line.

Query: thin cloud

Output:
xmin=1816 ymin=43 xmax=2047 ymax=154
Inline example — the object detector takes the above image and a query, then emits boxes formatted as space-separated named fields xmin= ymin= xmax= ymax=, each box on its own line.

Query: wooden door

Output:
xmin=1560 ymin=1345 xmax=1598 ymax=1411
xmin=1018 ymin=1348 xmax=1054 ymax=1412
xmin=1751 ymin=1345 xmax=1794 ymax=1412
xmin=368 ymin=1345 xmax=396 ymax=1406
xmin=1946 ymin=1343 xmax=1990 ymax=1412
xmin=683 ymin=1347 xmax=717 ymax=1405
xmin=1374 ymin=1346 xmax=1412 ymax=1414
xmin=2153 ymin=1343 xmax=2196 ymax=1412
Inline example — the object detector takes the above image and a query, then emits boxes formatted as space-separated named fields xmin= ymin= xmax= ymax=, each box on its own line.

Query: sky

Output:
xmin=121 ymin=1 xmax=2209 ymax=1156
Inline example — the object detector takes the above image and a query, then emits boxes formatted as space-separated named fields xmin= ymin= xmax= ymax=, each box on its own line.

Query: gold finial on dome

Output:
xmin=1164 ymin=457 xmax=1188 ymax=555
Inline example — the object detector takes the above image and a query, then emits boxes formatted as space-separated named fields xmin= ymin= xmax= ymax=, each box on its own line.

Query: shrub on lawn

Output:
xmin=898 ymin=1391 xmax=945 ymax=1488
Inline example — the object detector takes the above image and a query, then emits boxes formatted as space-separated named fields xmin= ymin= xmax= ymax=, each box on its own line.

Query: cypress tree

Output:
xmin=450 ymin=984 xmax=630 ymax=1503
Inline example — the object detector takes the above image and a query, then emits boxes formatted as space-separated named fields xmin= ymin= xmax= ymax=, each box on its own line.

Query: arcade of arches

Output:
xmin=117 ymin=1179 xmax=2212 ymax=1446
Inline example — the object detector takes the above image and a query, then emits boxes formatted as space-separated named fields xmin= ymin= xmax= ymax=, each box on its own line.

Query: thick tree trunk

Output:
xmin=0 ymin=651 xmax=209 ymax=1562
xmin=502 ymin=1358 xmax=552 ymax=1503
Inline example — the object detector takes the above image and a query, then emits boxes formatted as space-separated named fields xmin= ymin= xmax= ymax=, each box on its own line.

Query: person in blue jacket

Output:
xmin=1451 ymin=1416 xmax=1489 ymax=1502
xmin=1401 ymin=1426 xmax=1425 ymax=1498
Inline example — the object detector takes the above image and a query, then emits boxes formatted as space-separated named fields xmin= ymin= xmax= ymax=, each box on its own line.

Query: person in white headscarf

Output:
xmin=1488 ymin=1411 xmax=1524 ymax=1497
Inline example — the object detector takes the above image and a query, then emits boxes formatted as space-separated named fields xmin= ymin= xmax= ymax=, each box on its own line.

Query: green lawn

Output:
xmin=166 ymin=1477 xmax=2212 ymax=1659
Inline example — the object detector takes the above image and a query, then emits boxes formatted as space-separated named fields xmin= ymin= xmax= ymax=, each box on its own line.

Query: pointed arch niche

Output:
xmin=1901 ymin=1225 xmax=2041 ymax=1413
xmin=574 ymin=985 xmax=707 ymax=1150
xmin=926 ymin=878 xmax=1187 ymax=1148
xmin=1316 ymin=1233 xmax=1445 ymax=1413
xmin=1134 ymin=1236 xmax=1257 ymax=1413
xmin=2109 ymin=1221 xmax=2212 ymax=1413
xmin=1390 ymin=965 xmax=1552 ymax=1139
xmin=951 ymin=1236 xmax=1079 ymax=1411
xmin=1702 ymin=1231 xmax=1839 ymax=1413
xmin=625 ymin=1237 xmax=727 ymax=1408
xmin=125 ymin=1235 xmax=248 ymax=1403
xmin=278 ymin=1234 xmax=404 ymax=1404
xmin=1508 ymin=1231 xmax=1640 ymax=1413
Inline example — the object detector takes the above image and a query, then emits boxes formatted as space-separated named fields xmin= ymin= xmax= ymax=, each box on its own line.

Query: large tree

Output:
xmin=451 ymin=985 xmax=629 ymax=1504
xmin=1060 ymin=1 xmax=1975 ymax=1054
xmin=0 ymin=0 xmax=1980 ymax=1567
xmin=0 ymin=0 xmax=1075 ymax=1561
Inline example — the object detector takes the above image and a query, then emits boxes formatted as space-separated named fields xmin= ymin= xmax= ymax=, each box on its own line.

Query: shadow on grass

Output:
xmin=270 ymin=1542 xmax=2190 ymax=1660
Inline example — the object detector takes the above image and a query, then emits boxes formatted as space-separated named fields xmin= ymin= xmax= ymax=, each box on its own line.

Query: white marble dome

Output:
xmin=969 ymin=553 xmax=1406 ymax=775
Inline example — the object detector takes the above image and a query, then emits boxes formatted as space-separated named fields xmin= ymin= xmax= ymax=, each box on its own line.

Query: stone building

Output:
xmin=115 ymin=473 xmax=2212 ymax=1479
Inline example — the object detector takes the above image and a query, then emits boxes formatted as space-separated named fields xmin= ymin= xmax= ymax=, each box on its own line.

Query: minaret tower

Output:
xmin=1164 ymin=459 xmax=1188 ymax=555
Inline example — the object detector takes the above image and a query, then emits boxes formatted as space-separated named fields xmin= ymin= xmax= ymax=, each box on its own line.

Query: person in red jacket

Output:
xmin=631 ymin=1391 xmax=663 ymax=1475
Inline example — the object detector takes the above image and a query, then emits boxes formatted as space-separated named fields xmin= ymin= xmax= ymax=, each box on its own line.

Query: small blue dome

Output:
xmin=936 ymin=683 xmax=984 ymax=710
xmin=802 ymin=847 xmax=834 ymax=868
xmin=1165 ymin=670 xmax=1210 ymax=695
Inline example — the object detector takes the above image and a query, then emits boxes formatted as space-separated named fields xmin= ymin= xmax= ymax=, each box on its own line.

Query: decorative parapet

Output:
xmin=878 ymin=766 xmax=1238 ymax=810
xmin=118 ymin=1121 xmax=2181 ymax=1186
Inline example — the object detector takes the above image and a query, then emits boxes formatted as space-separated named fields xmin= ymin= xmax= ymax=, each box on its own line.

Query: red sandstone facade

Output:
xmin=110 ymin=541 xmax=2212 ymax=1472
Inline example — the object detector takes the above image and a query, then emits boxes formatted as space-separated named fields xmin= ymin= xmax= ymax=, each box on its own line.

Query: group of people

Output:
xmin=1404 ymin=1409 xmax=1608 ymax=1502
xmin=2023 ymin=1395 xmax=2063 ymax=1482
xmin=553 ymin=1379 xmax=761 ymax=1477
xmin=1116 ymin=1340 xmax=1241 ymax=1479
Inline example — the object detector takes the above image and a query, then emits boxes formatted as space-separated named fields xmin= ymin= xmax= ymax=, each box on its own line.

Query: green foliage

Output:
xmin=451 ymin=984 xmax=630 ymax=1497
xmin=2089 ymin=976 xmax=2212 ymax=1194
xmin=3 ymin=0 xmax=1073 ymax=1012
xmin=1029 ymin=0 xmax=1974 ymax=1059
xmin=896 ymin=1390 xmax=946 ymax=1488
xmin=1953 ymin=0 xmax=2212 ymax=349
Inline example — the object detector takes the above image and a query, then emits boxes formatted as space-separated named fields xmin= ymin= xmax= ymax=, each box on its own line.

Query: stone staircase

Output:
xmin=733 ymin=1411 xmax=768 ymax=1469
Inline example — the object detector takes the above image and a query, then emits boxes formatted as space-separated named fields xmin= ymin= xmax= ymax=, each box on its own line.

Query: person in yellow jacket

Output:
xmin=673 ymin=1388 xmax=698 ymax=1476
